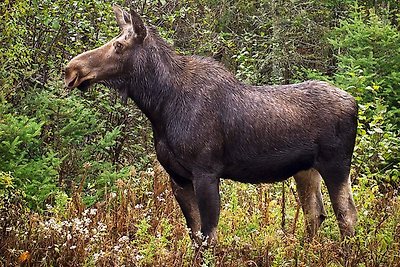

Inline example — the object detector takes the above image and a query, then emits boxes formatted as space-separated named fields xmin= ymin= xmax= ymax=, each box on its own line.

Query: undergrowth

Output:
xmin=1 ymin=162 xmax=399 ymax=266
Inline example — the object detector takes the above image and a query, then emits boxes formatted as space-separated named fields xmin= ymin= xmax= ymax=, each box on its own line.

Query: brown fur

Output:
xmin=65 ymin=5 xmax=358 ymax=245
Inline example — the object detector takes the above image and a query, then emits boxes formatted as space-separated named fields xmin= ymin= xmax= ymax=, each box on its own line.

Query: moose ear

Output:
xmin=130 ymin=7 xmax=147 ymax=42
xmin=113 ymin=4 xmax=131 ymax=30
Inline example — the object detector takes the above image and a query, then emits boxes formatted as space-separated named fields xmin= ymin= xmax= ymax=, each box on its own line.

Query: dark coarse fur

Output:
xmin=65 ymin=6 xmax=358 ymax=243
xmin=103 ymin=26 xmax=357 ymax=185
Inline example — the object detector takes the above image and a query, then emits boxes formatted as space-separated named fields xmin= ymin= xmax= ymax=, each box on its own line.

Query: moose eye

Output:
xmin=114 ymin=42 xmax=124 ymax=53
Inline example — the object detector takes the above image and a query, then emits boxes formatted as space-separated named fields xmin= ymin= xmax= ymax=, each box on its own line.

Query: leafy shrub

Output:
xmin=302 ymin=4 xmax=400 ymax=187
xmin=0 ymin=0 xmax=154 ymax=209
xmin=354 ymin=100 xmax=400 ymax=186
xmin=330 ymin=5 xmax=400 ymax=122
xmin=0 ymin=101 xmax=61 ymax=210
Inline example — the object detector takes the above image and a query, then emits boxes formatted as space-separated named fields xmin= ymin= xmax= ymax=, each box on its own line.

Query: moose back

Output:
xmin=65 ymin=5 xmax=358 ymax=244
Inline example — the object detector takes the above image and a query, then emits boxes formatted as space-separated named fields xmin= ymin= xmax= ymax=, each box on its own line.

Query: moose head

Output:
xmin=64 ymin=5 xmax=147 ymax=92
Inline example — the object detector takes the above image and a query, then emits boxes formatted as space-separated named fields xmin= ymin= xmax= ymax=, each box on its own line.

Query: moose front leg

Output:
xmin=192 ymin=174 xmax=221 ymax=246
xmin=170 ymin=178 xmax=201 ymax=240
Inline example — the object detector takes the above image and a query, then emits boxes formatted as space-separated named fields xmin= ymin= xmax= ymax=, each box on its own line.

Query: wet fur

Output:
xmin=103 ymin=27 xmax=357 ymax=186
xmin=66 ymin=13 xmax=358 ymax=243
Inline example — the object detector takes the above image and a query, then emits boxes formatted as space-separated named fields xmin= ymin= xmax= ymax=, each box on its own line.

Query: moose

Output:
xmin=65 ymin=5 xmax=358 ymax=245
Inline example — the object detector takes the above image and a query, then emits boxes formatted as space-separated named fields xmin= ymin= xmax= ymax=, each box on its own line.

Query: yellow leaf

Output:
xmin=18 ymin=251 xmax=30 ymax=263
xmin=372 ymin=84 xmax=380 ymax=90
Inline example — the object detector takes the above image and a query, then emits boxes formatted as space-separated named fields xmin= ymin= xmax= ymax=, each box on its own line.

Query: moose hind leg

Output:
xmin=294 ymin=169 xmax=327 ymax=238
xmin=170 ymin=178 xmax=201 ymax=241
xmin=319 ymin=166 xmax=357 ymax=238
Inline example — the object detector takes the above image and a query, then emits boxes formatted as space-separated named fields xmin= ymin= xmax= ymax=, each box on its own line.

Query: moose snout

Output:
xmin=65 ymin=74 xmax=79 ymax=89
xmin=64 ymin=66 xmax=79 ymax=89
xmin=64 ymin=61 xmax=96 ymax=91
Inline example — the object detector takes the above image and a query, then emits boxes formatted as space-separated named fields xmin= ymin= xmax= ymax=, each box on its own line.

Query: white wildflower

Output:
xmin=97 ymin=222 xmax=107 ymax=232
xmin=135 ymin=254 xmax=144 ymax=261
xmin=93 ymin=252 xmax=101 ymax=262
xmin=83 ymin=217 xmax=92 ymax=226
xmin=89 ymin=208 xmax=97 ymax=215
xmin=118 ymin=236 xmax=129 ymax=243
xmin=83 ymin=209 xmax=89 ymax=216
xmin=195 ymin=231 xmax=203 ymax=239
xmin=146 ymin=168 xmax=154 ymax=176
xmin=135 ymin=204 xmax=144 ymax=209
xmin=61 ymin=220 xmax=71 ymax=227
xmin=276 ymin=229 xmax=284 ymax=236
xmin=72 ymin=218 xmax=82 ymax=227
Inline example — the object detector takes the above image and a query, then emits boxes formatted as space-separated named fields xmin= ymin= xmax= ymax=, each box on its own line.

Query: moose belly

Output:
xmin=221 ymin=148 xmax=316 ymax=184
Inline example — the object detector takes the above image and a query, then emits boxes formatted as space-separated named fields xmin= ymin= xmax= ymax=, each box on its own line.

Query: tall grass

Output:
xmin=1 ymin=162 xmax=399 ymax=266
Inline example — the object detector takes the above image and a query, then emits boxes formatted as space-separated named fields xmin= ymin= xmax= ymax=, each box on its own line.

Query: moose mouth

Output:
xmin=77 ymin=79 xmax=93 ymax=91
xmin=66 ymin=75 xmax=94 ymax=92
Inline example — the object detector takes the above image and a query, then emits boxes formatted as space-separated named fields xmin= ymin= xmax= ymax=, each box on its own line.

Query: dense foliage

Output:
xmin=1 ymin=0 xmax=399 ymax=266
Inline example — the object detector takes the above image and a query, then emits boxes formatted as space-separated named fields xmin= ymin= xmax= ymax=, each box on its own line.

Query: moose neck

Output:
xmin=120 ymin=35 xmax=184 ymax=128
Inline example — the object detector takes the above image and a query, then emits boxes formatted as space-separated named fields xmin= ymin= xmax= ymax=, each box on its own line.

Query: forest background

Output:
xmin=0 ymin=0 xmax=399 ymax=266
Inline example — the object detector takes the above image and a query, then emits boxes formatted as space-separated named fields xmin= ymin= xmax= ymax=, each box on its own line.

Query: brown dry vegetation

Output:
xmin=1 ymin=161 xmax=399 ymax=266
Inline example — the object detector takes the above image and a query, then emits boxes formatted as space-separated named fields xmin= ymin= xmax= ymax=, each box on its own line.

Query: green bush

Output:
xmin=330 ymin=5 xmax=400 ymax=120
xmin=0 ymin=100 xmax=61 ymax=210
xmin=302 ymin=4 xmax=400 ymax=187
xmin=0 ymin=0 xmax=154 ymax=210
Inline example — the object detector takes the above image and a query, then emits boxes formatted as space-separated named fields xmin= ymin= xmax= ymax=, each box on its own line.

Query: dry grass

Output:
xmin=1 ymin=162 xmax=399 ymax=266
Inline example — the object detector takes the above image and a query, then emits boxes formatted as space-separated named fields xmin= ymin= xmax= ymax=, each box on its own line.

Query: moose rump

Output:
xmin=64 ymin=4 xmax=358 ymax=246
